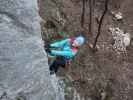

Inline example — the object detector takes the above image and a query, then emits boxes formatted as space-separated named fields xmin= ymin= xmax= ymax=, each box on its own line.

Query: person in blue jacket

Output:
xmin=45 ymin=35 xmax=85 ymax=74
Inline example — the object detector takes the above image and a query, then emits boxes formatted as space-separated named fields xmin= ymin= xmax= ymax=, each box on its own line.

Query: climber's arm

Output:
xmin=50 ymin=50 xmax=76 ymax=58
xmin=50 ymin=39 xmax=69 ymax=48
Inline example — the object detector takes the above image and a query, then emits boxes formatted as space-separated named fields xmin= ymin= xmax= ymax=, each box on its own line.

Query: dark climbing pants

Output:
xmin=49 ymin=56 xmax=66 ymax=73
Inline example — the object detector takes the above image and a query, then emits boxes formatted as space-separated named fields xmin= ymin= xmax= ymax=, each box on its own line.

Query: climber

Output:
xmin=45 ymin=35 xmax=85 ymax=74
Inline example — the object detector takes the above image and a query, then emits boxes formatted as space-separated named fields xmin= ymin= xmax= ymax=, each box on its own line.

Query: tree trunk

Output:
xmin=93 ymin=0 xmax=109 ymax=49
xmin=89 ymin=0 xmax=92 ymax=34
xmin=81 ymin=0 xmax=86 ymax=27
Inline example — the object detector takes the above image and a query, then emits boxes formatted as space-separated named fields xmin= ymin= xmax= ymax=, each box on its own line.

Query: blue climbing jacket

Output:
xmin=50 ymin=39 xmax=78 ymax=59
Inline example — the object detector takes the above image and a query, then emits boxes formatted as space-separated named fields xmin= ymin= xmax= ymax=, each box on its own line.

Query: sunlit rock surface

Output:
xmin=0 ymin=0 xmax=55 ymax=100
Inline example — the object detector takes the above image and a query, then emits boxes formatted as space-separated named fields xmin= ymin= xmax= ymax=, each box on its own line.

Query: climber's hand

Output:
xmin=44 ymin=44 xmax=51 ymax=49
xmin=45 ymin=48 xmax=51 ymax=53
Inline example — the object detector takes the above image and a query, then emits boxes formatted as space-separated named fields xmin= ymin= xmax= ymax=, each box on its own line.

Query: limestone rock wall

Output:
xmin=0 ymin=0 xmax=55 ymax=100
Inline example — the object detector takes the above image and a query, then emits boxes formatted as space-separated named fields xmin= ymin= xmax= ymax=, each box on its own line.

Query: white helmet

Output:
xmin=75 ymin=36 xmax=85 ymax=46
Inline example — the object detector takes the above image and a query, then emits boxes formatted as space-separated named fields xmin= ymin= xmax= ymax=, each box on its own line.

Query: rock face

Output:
xmin=0 ymin=0 xmax=55 ymax=100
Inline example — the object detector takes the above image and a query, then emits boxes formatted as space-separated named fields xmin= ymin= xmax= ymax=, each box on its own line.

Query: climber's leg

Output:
xmin=49 ymin=57 xmax=66 ymax=73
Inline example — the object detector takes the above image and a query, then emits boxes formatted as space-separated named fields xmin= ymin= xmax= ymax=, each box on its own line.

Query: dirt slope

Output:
xmin=39 ymin=0 xmax=133 ymax=100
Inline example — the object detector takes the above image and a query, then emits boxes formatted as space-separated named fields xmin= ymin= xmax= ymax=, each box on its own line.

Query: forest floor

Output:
xmin=38 ymin=0 xmax=133 ymax=100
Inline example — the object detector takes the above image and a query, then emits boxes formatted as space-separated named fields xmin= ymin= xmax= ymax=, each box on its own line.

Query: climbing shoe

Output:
xmin=50 ymin=71 xmax=55 ymax=75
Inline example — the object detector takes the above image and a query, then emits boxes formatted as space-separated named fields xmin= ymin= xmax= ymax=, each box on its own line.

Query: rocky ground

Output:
xmin=38 ymin=0 xmax=133 ymax=100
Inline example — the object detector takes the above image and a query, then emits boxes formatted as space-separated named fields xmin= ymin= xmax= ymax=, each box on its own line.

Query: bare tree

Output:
xmin=81 ymin=0 xmax=86 ymax=27
xmin=89 ymin=0 xmax=95 ymax=35
xmin=93 ymin=0 xmax=109 ymax=49
xmin=88 ymin=0 xmax=92 ymax=34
